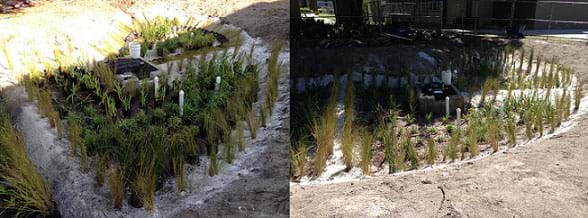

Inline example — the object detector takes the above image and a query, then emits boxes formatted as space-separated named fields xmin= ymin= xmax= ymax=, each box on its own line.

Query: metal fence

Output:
xmin=301 ymin=0 xmax=588 ymax=41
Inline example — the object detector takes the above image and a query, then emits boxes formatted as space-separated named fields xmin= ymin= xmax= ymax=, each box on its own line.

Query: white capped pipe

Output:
xmin=154 ymin=76 xmax=159 ymax=97
xmin=442 ymin=70 xmax=452 ymax=85
xmin=129 ymin=42 xmax=141 ymax=59
xmin=456 ymin=108 xmax=461 ymax=124
xmin=215 ymin=76 xmax=221 ymax=91
xmin=445 ymin=96 xmax=450 ymax=117
xmin=179 ymin=90 xmax=185 ymax=116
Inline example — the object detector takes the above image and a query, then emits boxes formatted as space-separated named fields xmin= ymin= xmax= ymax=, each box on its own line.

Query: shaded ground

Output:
xmin=290 ymin=38 xmax=588 ymax=217
xmin=120 ymin=0 xmax=288 ymax=42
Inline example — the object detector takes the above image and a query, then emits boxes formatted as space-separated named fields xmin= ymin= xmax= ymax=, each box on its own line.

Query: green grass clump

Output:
xmin=383 ymin=112 xmax=398 ymax=173
xmin=404 ymin=130 xmax=418 ymax=170
xmin=574 ymin=81 xmax=583 ymax=112
xmin=342 ymin=76 xmax=354 ymax=170
xmin=465 ymin=115 xmax=479 ymax=158
xmin=425 ymin=136 xmax=436 ymax=166
xmin=358 ymin=128 xmax=373 ymax=175
xmin=290 ymin=140 xmax=308 ymax=178
xmin=135 ymin=126 xmax=167 ymax=211
xmin=265 ymin=42 xmax=284 ymax=117
xmin=487 ymin=115 xmax=500 ymax=153
xmin=523 ymin=108 xmax=534 ymax=140
xmin=246 ymin=109 xmax=258 ymax=139
xmin=506 ymin=115 xmax=517 ymax=147
xmin=94 ymin=62 xmax=114 ymax=92
xmin=445 ymin=127 xmax=460 ymax=162
xmin=534 ymin=102 xmax=545 ymax=137
xmin=108 ymin=165 xmax=126 ymax=209
xmin=67 ymin=114 xmax=82 ymax=156
xmin=133 ymin=16 xmax=175 ymax=49
xmin=312 ymin=117 xmax=331 ymax=177
xmin=0 ymin=105 xmax=54 ymax=217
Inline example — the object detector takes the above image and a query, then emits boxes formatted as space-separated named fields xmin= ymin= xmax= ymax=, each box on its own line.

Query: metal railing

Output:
xmin=298 ymin=0 xmax=588 ymax=42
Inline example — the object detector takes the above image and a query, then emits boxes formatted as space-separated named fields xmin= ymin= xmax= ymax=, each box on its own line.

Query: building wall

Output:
xmin=534 ymin=3 xmax=588 ymax=29
xmin=446 ymin=0 xmax=467 ymax=25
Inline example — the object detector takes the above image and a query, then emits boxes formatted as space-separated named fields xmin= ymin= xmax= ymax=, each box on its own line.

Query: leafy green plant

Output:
xmin=406 ymin=113 xmax=415 ymax=125
xmin=425 ymin=113 xmax=432 ymax=126
xmin=66 ymin=83 xmax=79 ymax=104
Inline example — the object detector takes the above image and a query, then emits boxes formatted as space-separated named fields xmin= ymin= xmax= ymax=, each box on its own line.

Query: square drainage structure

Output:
xmin=108 ymin=57 xmax=165 ymax=90
xmin=416 ymin=81 xmax=464 ymax=115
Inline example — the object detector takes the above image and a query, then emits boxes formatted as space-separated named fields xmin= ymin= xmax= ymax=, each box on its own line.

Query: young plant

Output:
xmin=407 ymin=85 xmax=417 ymax=114
xmin=425 ymin=136 xmax=437 ymax=166
xmin=575 ymin=81 xmax=583 ymax=111
xmin=95 ymin=155 xmax=107 ymax=187
xmin=523 ymin=108 xmax=534 ymax=140
xmin=342 ymin=76 xmax=354 ymax=170
xmin=405 ymin=130 xmax=418 ymax=170
xmin=246 ymin=109 xmax=258 ymax=139
xmin=466 ymin=117 xmax=479 ymax=158
xmin=237 ymin=121 xmax=245 ymax=151
xmin=312 ymin=117 xmax=331 ymax=177
xmin=0 ymin=107 xmax=54 ymax=216
xmin=425 ymin=112 xmax=433 ymax=126
xmin=505 ymin=115 xmax=517 ymax=147
xmin=445 ymin=127 xmax=460 ymax=162
xmin=67 ymin=114 xmax=81 ymax=156
xmin=487 ymin=115 xmax=500 ymax=153
xmin=324 ymin=77 xmax=339 ymax=156
xmin=358 ymin=128 xmax=373 ymax=175
xmin=108 ymin=165 xmax=126 ymax=209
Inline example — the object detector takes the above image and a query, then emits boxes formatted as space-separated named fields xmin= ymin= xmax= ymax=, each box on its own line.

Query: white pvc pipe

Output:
xmin=154 ymin=76 xmax=159 ymax=97
xmin=446 ymin=96 xmax=450 ymax=117
xmin=456 ymin=108 xmax=461 ymax=123
xmin=215 ymin=76 xmax=221 ymax=91
xmin=129 ymin=42 xmax=141 ymax=59
xmin=179 ymin=90 xmax=185 ymax=116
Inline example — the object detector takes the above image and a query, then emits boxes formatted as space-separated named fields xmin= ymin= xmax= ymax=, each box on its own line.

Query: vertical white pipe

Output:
xmin=446 ymin=96 xmax=450 ymax=117
xmin=179 ymin=90 xmax=185 ymax=116
xmin=154 ymin=76 xmax=159 ymax=97
xmin=456 ymin=108 xmax=461 ymax=124
xmin=215 ymin=76 xmax=221 ymax=91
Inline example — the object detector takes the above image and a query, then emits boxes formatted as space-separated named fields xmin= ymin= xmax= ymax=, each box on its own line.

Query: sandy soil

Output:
xmin=290 ymin=38 xmax=588 ymax=217
xmin=119 ymin=0 xmax=289 ymax=42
